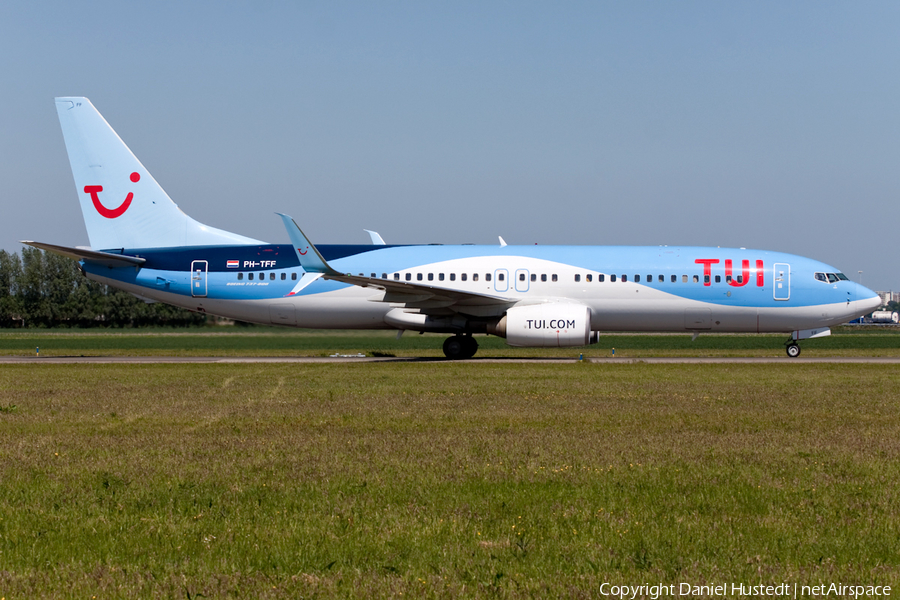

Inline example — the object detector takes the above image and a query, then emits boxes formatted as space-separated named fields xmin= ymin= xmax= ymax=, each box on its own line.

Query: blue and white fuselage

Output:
xmin=27 ymin=97 xmax=880 ymax=359
xmin=82 ymin=243 xmax=873 ymax=339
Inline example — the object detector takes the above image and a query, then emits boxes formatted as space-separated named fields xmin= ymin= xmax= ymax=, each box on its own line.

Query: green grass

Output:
xmin=1 ymin=362 xmax=899 ymax=597
xmin=1 ymin=326 xmax=900 ymax=358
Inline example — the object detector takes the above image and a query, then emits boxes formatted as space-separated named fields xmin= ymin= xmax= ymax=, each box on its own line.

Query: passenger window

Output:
xmin=725 ymin=275 xmax=732 ymax=283
xmin=371 ymin=273 xmax=376 ymax=278
xmin=530 ymin=274 xmax=536 ymax=282
xmin=259 ymin=273 xmax=265 ymax=280
xmin=473 ymin=273 xmax=479 ymax=282
xmin=428 ymin=273 xmax=434 ymax=281
xmin=658 ymin=275 xmax=663 ymax=282
xmin=238 ymin=273 xmax=243 ymax=280
xmin=715 ymin=275 xmax=721 ymax=283
xmin=281 ymin=273 xmax=286 ymax=280
xmin=647 ymin=275 xmax=652 ymax=283
xmin=611 ymin=274 xmax=617 ymax=282
xmin=292 ymin=273 xmax=297 ymax=280
xmin=703 ymin=275 xmax=709 ymax=284
xmin=270 ymin=273 xmax=275 ymax=280
xmin=405 ymin=273 xmax=411 ymax=281
xmin=670 ymin=275 xmax=676 ymax=283
xmin=598 ymin=274 xmax=605 ymax=282
xmin=486 ymin=273 xmax=491 ymax=282
xmin=248 ymin=273 xmax=254 ymax=280
xmin=693 ymin=275 xmax=699 ymax=283
xmin=622 ymin=274 xmax=627 ymax=282
xmin=439 ymin=273 xmax=445 ymax=281
xmin=450 ymin=273 xmax=456 ymax=281
xmin=634 ymin=275 xmax=640 ymax=282
xmin=498 ymin=273 xmax=504 ymax=281
xmin=574 ymin=274 xmax=581 ymax=282
xmin=461 ymin=273 xmax=467 ymax=281
xmin=736 ymin=275 xmax=743 ymax=284
xmin=586 ymin=274 xmax=592 ymax=282
xmin=541 ymin=274 xmax=547 ymax=282
xmin=682 ymin=275 xmax=688 ymax=283
xmin=552 ymin=274 xmax=558 ymax=282
xmin=394 ymin=273 xmax=400 ymax=280
xmin=382 ymin=273 xmax=387 ymax=279
xmin=520 ymin=273 xmax=526 ymax=281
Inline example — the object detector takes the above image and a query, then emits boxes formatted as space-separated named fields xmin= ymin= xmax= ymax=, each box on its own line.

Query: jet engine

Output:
xmin=496 ymin=303 xmax=598 ymax=347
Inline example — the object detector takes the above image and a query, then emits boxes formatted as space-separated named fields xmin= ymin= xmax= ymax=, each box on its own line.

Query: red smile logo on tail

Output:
xmin=84 ymin=172 xmax=140 ymax=218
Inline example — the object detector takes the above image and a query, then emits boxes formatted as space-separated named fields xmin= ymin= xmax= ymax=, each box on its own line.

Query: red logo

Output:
xmin=298 ymin=246 xmax=309 ymax=256
xmin=84 ymin=172 xmax=140 ymax=219
xmin=696 ymin=258 xmax=765 ymax=287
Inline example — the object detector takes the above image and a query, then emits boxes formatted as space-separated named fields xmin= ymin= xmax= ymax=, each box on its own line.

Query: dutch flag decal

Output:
xmin=226 ymin=260 xmax=239 ymax=269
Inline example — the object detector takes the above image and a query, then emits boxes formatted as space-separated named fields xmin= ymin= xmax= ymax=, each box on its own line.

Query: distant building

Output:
xmin=876 ymin=291 xmax=899 ymax=306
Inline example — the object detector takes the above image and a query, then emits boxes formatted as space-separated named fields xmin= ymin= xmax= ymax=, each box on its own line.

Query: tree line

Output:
xmin=0 ymin=248 xmax=206 ymax=328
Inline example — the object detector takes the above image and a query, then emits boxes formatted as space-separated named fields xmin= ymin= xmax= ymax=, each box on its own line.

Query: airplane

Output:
xmin=23 ymin=97 xmax=881 ymax=359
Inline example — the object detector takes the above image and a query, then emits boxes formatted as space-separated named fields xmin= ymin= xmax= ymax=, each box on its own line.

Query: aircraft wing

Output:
xmin=330 ymin=272 xmax=513 ymax=311
xmin=21 ymin=241 xmax=146 ymax=267
xmin=278 ymin=214 xmax=513 ymax=314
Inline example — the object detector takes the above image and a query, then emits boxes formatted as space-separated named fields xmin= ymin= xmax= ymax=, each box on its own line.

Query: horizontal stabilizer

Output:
xmin=21 ymin=241 xmax=145 ymax=268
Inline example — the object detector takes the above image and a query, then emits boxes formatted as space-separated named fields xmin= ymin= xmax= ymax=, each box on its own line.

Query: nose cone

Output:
xmin=855 ymin=283 xmax=882 ymax=315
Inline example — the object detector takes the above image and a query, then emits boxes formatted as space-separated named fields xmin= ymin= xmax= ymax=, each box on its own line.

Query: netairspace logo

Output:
xmin=599 ymin=582 xmax=892 ymax=599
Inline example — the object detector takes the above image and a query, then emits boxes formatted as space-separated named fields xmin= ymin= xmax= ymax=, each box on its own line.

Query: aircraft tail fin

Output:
xmin=55 ymin=97 xmax=262 ymax=250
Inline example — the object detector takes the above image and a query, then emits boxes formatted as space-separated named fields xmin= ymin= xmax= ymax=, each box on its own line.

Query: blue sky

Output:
xmin=2 ymin=1 xmax=898 ymax=290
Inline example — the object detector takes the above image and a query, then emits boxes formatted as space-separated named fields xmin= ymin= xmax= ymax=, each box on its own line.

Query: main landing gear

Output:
xmin=443 ymin=335 xmax=478 ymax=360
xmin=785 ymin=342 xmax=801 ymax=358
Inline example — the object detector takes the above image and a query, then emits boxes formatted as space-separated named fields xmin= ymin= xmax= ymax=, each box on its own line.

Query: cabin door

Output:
xmin=191 ymin=260 xmax=208 ymax=298
xmin=494 ymin=268 xmax=509 ymax=292
xmin=514 ymin=269 xmax=530 ymax=292
xmin=773 ymin=263 xmax=790 ymax=301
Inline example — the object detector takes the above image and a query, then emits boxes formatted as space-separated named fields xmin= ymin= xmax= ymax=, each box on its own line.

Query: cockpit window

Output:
xmin=836 ymin=273 xmax=849 ymax=281
xmin=827 ymin=273 xmax=838 ymax=283
xmin=814 ymin=273 xmax=827 ymax=283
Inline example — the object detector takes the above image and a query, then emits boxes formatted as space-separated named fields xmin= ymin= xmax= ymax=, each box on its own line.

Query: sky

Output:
xmin=1 ymin=1 xmax=898 ymax=290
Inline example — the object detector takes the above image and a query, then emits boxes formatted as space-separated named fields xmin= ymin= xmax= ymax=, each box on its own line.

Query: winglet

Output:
xmin=277 ymin=213 xmax=340 ymax=276
xmin=499 ymin=236 xmax=508 ymax=247
xmin=364 ymin=229 xmax=386 ymax=245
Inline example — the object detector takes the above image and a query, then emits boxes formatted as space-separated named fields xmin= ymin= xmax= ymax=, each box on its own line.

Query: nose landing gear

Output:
xmin=443 ymin=335 xmax=478 ymax=360
xmin=784 ymin=328 xmax=831 ymax=358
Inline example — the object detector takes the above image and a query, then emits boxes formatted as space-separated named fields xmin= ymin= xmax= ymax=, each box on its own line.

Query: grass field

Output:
xmin=2 ymin=325 xmax=900 ymax=358
xmin=1 ymin=359 xmax=899 ymax=598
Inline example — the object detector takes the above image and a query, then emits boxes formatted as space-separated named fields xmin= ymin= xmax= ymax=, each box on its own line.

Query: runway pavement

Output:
xmin=2 ymin=355 xmax=900 ymax=364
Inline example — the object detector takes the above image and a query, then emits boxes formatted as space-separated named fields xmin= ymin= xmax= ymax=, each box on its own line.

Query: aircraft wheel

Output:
xmin=786 ymin=343 xmax=801 ymax=358
xmin=443 ymin=335 xmax=478 ymax=360
xmin=461 ymin=335 xmax=479 ymax=359
xmin=443 ymin=336 xmax=466 ymax=360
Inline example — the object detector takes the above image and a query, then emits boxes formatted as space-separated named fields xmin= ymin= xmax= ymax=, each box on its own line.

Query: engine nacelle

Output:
xmin=504 ymin=303 xmax=597 ymax=347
